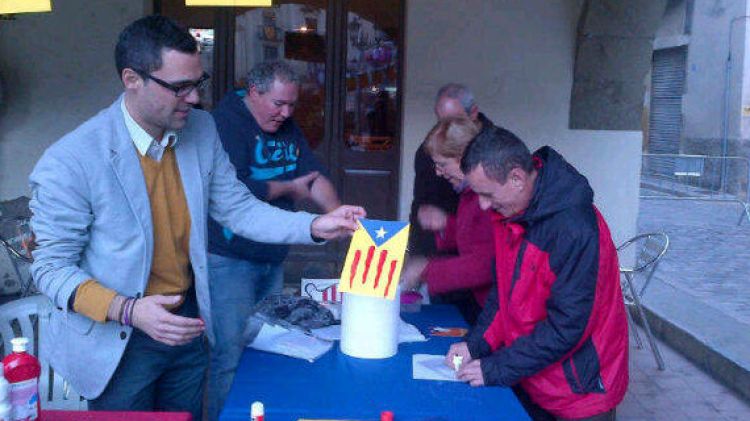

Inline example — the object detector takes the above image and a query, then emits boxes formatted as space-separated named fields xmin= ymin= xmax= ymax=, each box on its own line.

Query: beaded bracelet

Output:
xmin=129 ymin=298 xmax=138 ymax=327
xmin=115 ymin=296 xmax=126 ymax=325
xmin=121 ymin=298 xmax=128 ymax=326
xmin=122 ymin=298 xmax=133 ymax=326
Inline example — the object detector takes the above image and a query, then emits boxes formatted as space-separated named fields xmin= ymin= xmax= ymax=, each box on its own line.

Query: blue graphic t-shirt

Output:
xmin=207 ymin=91 xmax=325 ymax=263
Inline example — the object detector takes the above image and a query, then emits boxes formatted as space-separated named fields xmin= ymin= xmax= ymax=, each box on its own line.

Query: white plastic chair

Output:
xmin=0 ymin=295 xmax=87 ymax=409
xmin=617 ymin=232 xmax=670 ymax=371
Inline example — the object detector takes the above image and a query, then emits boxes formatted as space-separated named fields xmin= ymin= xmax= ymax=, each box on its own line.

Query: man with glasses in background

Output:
xmin=29 ymin=15 xmax=364 ymax=419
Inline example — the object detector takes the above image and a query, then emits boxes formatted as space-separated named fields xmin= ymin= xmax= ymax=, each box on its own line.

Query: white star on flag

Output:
xmin=375 ymin=226 xmax=387 ymax=239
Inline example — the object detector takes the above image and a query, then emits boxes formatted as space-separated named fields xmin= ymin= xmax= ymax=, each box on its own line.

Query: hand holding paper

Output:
xmin=445 ymin=341 xmax=473 ymax=369
xmin=311 ymin=205 xmax=366 ymax=240
xmin=456 ymin=359 xmax=486 ymax=387
xmin=412 ymin=354 xmax=461 ymax=382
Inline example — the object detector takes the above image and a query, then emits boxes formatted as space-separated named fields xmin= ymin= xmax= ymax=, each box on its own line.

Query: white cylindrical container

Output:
xmin=340 ymin=289 xmax=401 ymax=359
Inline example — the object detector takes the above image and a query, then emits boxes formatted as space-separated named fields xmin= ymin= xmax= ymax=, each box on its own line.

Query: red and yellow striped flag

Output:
xmin=339 ymin=219 xmax=410 ymax=300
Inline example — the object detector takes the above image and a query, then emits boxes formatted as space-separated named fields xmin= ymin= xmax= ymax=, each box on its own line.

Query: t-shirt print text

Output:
xmin=250 ymin=134 xmax=300 ymax=180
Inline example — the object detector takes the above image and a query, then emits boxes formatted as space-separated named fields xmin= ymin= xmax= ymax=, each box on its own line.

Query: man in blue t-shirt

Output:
xmin=207 ymin=61 xmax=340 ymax=420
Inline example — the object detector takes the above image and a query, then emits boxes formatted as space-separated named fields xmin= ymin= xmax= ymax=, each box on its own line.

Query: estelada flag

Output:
xmin=339 ymin=219 xmax=410 ymax=300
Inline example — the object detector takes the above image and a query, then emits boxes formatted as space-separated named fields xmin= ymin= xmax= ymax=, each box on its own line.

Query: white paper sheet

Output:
xmin=248 ymin=323 xmax=333 ymax=362
xmin=310 ymin=324 xmax=341 ymax=341
xmin=412 ymin=354 xmax=461 ymax=382
xmin=398 ymin=319 xmax=428 ymax=343
xmin=310 ymin=319 xmax=427 ymax=343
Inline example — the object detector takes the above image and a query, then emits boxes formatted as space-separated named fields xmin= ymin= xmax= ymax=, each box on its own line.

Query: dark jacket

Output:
xmin=207 ymin=92 xmax=325 ymax=263
xmin=467 ymin=147 xmax=628 ymax=419
xmin=407 ymin=113 xmax=494 ymax=256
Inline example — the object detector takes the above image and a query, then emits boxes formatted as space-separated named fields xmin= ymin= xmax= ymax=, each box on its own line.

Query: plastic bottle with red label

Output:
xmin=2 ymin=338 xmax=40 ymax=421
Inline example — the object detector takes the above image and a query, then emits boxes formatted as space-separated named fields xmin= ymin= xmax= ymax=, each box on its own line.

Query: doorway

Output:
xmin=156 ymin=0 xmax=404 ymax=283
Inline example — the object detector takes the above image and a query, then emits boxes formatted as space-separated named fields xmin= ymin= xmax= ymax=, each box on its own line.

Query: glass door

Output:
xmin=344 ymin=1 xmax=399 ymax=154
xmin=158 ymin=0 xmax=218 ymax=109
xmin=160 ymin=0 xmax=403 ymax=281
xmin=338 ymin=0 xmax=402 ymax=220
xmin=234 ymin=3 xmax=328 ymax=152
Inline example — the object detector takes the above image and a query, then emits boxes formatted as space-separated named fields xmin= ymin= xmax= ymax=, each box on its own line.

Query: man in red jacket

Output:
xmin=446 ymin=126 xmax=628 ymax=420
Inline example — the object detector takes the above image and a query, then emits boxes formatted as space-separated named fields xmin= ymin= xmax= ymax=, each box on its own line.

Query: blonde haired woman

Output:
xmin=401 ymin=117 xmax=494 ymax=324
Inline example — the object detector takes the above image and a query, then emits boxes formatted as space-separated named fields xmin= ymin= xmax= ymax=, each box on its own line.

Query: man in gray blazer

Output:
xmin=28 ymin=15 xmax=364 ymax=420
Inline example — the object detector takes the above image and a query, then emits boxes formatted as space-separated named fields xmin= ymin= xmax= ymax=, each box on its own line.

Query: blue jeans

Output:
xmin=89 ymin=289 xmax=207 ymax=421
xmin=207 ymin=253 xmax=283 ymax=421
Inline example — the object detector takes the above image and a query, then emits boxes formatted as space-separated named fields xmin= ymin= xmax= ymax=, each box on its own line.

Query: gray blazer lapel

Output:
xmin=107 ymin=98 xmax=153 ymax=250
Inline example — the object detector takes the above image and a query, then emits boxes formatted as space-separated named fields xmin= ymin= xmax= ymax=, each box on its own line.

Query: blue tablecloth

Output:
xmin=220 ymin=305 xmax=529 ymax=421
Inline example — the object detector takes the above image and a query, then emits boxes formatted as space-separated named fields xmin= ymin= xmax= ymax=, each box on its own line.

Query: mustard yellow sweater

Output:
xmin=74 ymin=147 xmax=192 ymax=322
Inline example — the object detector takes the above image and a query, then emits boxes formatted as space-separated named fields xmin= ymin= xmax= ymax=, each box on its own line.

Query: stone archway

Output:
xmin=570 ymin=0 xmax=668 ymax=130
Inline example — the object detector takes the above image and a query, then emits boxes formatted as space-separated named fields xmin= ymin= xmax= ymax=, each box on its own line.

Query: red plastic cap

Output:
xmin=380 ymin=410 xmax=394 ymax=421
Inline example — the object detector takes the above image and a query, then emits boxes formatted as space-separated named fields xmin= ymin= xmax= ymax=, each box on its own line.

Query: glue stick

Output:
xmin=250 ymin=401 xmax=264 ymax=421
xmin=453 ymin=354 xmax=464 ymax=371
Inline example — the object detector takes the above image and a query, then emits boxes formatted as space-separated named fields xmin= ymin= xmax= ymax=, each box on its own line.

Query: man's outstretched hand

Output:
xmin=311 ymin=205 xmax=366 ymax=240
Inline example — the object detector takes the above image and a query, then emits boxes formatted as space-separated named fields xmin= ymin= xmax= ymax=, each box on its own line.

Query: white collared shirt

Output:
xmin=121 ymin=99 xmax=178 ymax=162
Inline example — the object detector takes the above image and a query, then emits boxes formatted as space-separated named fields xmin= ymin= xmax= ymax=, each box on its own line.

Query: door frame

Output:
xmin=154 ymin=0 xmax=405 ymax=279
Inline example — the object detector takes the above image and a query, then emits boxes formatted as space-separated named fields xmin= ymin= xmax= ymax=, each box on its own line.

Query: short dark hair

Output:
xmin=246 ymin=61 xmax=300 ymax=94
xmin=115 ymin=15 xmax=197 ymax=77
xmin=461 ymin=126 xmax=534 ymax=183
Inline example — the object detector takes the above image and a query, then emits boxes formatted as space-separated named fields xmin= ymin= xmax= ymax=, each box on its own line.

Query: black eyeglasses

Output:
xmin=136 ymin=70 xmax=211 ymax=98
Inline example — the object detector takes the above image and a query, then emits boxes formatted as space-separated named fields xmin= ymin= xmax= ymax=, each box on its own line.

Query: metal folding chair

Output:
xmin=1 ymin=217 xmax=36 ymax=297
xmin=617 ymin=232 xmax=670 ymax=370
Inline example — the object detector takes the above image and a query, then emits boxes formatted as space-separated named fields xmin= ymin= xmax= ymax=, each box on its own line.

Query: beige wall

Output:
xmin=401 ymin=0 xmax=642 ymax=245
xmin=0 ymin=0 xmax=150 ymax=200
xmin=0 ymin=0 xmax=642 ymax=245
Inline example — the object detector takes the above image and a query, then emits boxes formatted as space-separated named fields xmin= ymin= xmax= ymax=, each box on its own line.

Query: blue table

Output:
xmin=220 ymin=305 xmax=529 ymax=421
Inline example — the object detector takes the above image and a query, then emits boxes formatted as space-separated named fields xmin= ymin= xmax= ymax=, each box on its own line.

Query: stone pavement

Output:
xmin=635 ymin=188 xmax=750 ymax=401
xmin=637 ymin=198 xmax=750 ymax=324
xmin=620 ymin=325 xmax=750 ymax=420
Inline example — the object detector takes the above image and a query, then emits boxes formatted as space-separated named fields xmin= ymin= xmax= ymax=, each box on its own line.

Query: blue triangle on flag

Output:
xmin=359 ymin=219 xmax=408 ymax=247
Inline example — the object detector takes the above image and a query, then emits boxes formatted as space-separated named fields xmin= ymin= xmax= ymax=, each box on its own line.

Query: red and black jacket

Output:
xmin=466 ymin=147 xmax=628 ymax=419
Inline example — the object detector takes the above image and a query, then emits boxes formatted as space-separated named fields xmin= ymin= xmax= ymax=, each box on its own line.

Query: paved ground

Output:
xmin=633 ymin=180 xmax=750 ymax=405
xmin=637 ymin=195 xmax=750 ymax=324
xmin=621 ymin=325 xmax=750 ymax=420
